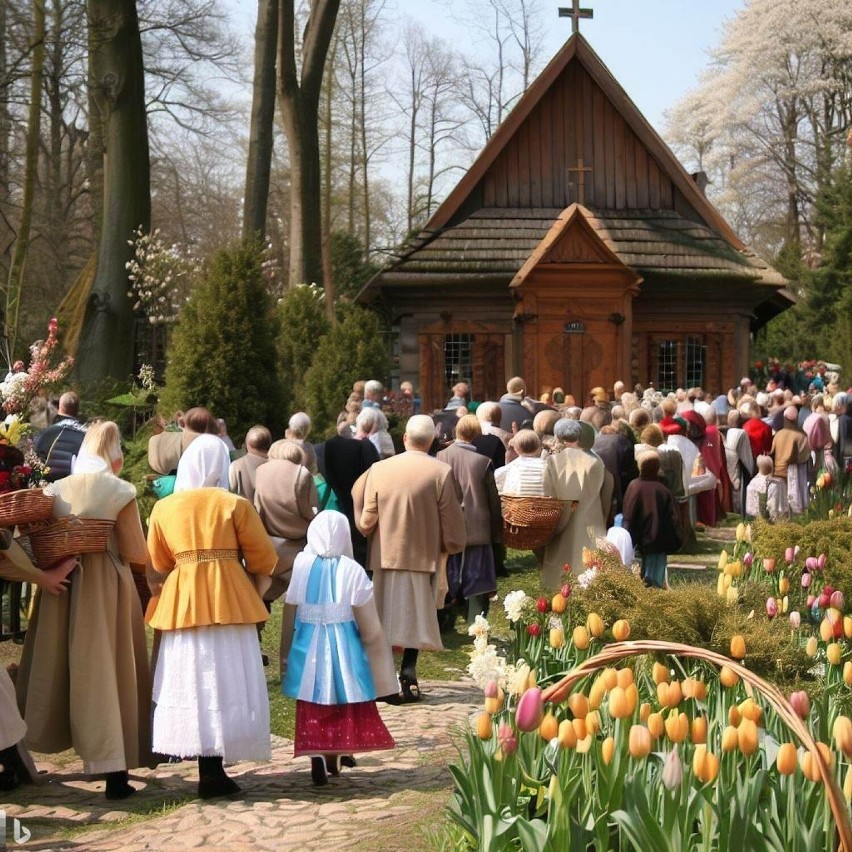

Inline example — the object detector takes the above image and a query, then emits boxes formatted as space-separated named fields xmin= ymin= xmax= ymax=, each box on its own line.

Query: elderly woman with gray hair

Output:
xmin=542 ymin=418 xmax=607 ymax=587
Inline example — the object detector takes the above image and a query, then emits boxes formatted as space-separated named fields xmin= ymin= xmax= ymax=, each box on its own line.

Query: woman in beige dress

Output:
xmin=16 ymin=421 xmax=153 ymax=799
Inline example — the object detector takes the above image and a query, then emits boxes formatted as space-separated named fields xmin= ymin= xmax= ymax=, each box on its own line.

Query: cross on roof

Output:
xmin=558 ymin=0 xmax=593 ymax=34
xmin=567 ymin=158 xmax=592 ymax=205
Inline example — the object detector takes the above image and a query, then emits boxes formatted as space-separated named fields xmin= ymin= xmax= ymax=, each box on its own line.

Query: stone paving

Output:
xmin=2 ymin=681 xmax=479 ymax=851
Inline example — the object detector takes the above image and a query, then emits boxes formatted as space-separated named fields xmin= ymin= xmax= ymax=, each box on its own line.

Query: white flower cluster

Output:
xmin=503 ymin=589 xmax=528 ymax=623
xmin=577 ymin=567 xmax=598 ymax=590
xmin=125 ymin=226 xmax=201 ymax=325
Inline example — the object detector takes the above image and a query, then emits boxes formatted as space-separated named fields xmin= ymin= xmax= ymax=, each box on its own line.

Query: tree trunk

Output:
xmin=4 ymin=0 xmax=45 ymax=358
xmin=242 ymin=0 xmax=278 ymax=241
xmin=277 ymin=0 xmax=340 ymax=315
xmin=77 ymin=0 xmax=150 ymax=387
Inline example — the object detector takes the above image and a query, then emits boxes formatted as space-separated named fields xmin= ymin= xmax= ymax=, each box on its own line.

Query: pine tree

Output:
xmin=278 ymin=283 xmax=330 ymax=413
xmin=300 ymin=305 xmax=389 ymax=437
xmin=161 ymin=242 xmax=284 ymax=441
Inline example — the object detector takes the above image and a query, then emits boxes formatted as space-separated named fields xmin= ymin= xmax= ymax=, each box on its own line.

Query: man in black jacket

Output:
xmin=34 ymin=392 xmax=86 ymax=481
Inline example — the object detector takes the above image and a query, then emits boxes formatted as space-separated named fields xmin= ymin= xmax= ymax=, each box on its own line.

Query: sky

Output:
xmin=225 ymin=0 xmax=747 ymax=129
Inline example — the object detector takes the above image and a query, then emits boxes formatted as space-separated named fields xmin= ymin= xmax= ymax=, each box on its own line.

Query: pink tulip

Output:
xmin=497 ymin=722 xmax=518 ymax=754
xmin=789 ymin=611 xmax=801 ymax=629
xmin=766 ymin=597 xmax=778 ymax=618
xmin=831 ymin=591 xmax=845 ymax=611
xmin=806 ymin=556 xmax=818 ymax=571
xmin=785 ymin=547 xmax=795 ymax=564
xmin=818 ymin=554 xmax=827 ymax=569
xmin=515 ymin=687 xmax=544 ymax=732
xmin=789 ymin=690 xmax=810 ymax=719
xmin=807 ymin=595 xmax=816 ymax=608
xmin=763 ymin=558 xmax=776 ymax=573
xmin=743 ymin=552 xmax=754 ymax=568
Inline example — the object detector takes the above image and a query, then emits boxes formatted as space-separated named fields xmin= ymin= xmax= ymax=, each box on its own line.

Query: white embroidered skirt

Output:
xmin=152 ymin=624 xmax=270 ymax=763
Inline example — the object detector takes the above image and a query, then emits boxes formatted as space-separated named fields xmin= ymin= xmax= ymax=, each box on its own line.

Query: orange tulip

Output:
xmin=602 ymin=736 xmax=616 ymax=765
xmin=476 ymin=712 xmax=493 ymax=740
xmin=730 ymin=635 xmax=746 ymax=660
xmin=586 ymin=612 xmax=604 ymax=638
xmin=568 ymin=693 xmax=590 ymax=719
xmin=720 ymin=666 xmax=740 ymax=687
xmin=738 ymin=718 xmax=759 ymax=756
xmin=721 ymin=725 xmax=739 ymax=753
xmin=691 ymin=716 xmax=708 ymax=745
xmin=776 ymin=742 xmax=797 ymax=775
xmin=612 ymin=619 xmax=631 ymax=641
xmin=652 ymin=662 xmax=670 ymax=684
xmin=609 ymin=686 xmax=631 ymax=719
xmin=558 ymin=718 xmax=577 ymax=749
xmin=539 ymin=712 xmax=559 ymax=742
xmin=628 ymin=724 xmax=652 ymax=759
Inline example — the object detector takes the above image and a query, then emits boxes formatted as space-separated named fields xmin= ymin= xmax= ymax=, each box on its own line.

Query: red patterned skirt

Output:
xmin=294 ymin=700 xmax=395 ymax=757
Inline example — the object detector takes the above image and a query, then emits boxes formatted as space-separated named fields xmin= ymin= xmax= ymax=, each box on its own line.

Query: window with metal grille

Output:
xmin=657 ymin=340 xmax=678 ymax=392
xmin=685 ymin=336 xmax=706 ymax=388
xmin=443 ymin=333 xmax=473 ymax=393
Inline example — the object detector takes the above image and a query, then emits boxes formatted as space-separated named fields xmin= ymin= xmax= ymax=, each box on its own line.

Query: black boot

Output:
xmin=105 ymin=770 xmax=136 ymax=800
xmin=197 ymin=756 xmax=241 ymax=799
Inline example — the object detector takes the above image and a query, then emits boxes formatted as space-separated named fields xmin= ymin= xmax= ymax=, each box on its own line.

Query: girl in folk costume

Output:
xmin=146 ymin=434 xmax=278 ymax=798
xmin=281 ymin=510 xmax=397 ymax=786
xmin=16 ymin=421 xmax=153 ymax=800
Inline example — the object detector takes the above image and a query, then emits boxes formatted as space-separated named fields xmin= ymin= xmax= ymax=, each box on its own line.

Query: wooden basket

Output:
xmin=0 ymin=489 xmax=54 ymax=528
xmin=500 ymin=495 xmax=564 ymax=550
xmin=22 ymin=516 xmax=115 ymax=569
xmin=540 ymin=640 xmax=852 ymax=852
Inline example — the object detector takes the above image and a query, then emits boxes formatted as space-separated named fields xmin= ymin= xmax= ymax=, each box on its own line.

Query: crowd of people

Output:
xmin=2 ymin=370 xmax=850 ymax=802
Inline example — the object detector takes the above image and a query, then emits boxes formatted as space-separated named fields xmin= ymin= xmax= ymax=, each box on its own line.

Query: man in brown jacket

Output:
xmin=356 ymin=415 xmax=466 ymax=701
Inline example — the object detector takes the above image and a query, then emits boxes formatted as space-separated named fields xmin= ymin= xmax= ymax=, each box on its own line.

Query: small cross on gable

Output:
xmin=558 ymin=0 xmax=594 ymax=34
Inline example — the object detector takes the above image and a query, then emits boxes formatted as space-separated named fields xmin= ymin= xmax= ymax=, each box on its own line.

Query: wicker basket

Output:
xmin=0 ymin=489 xmax=54 ymax=528
xmin=500 ymin=495 xmax=564 ymax=550
xmin=540 ymin=640 xmax=852 ymax=852
xmin=22 ymin=516 xmax=114 ymax=569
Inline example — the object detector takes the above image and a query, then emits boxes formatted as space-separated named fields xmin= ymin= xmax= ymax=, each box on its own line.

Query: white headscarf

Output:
xmin=174 ymin=434 xmax=230 ymax=492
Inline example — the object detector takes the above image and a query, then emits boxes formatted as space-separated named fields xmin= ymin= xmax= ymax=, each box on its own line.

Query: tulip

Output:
xmin=730 ymin=635 xmax=746 ymax=660
xmin=586 ymin=612 xmax=604 ymax=638
xmin=665 ymin=710 xmax=689 ymax=743
xmin=515 ymin=687 xmax=544 ymax=732
xmin=536 ymin=596 xmax=549 ymax=613
xmin=763 ymin=558 xmax=776 ymax=573
xmin=557 ymin=718 xmax=577 ymax=749
xmin=497 ymin=722 xmax=517 ymax=755
xmin=612 ymin=619 xmax=631 ymax=641
xmin=661 ymin=746 xmax=683 ymax=790
xmin=628 ymin=724 xmax=652 ymax=758
xmin=818 ymin=553 xmax=827 ymax=569
xmin=805 ymin=556 xmax=818 ymax=572
xmin=831 ymin=591 xmax=845 ymax=611
xmin=601 ymin=668 xmax=618 ymax=691
xmin=691 ymin=716 xmax=708 ymax=745
xmin=616 ymin=668 xmax=634 ymax=689
xmin=568 ymin=693 xmax=589 ymax=719
xmin=572 ymin=717 xmax=587 ymax=740
xmin=776 ymin=742 xmax=797 ymax=775
xmin=805 ymin=636 xmax=818 ymax=657
xmin=844 ymin=661 xmax=852 ymax=686
xmin=572 ymin=625 xmax=590 ymax=650
xmin=801 ymin=572 xmax=812 ymax=589
xmin=721 ymin=725 xmax=739 ymax=752
xmin=785 ymin=547 xmax=795 ymax=564
xmin=551 ymin=592 xmax=567 ymax=614
xmin=585 ymin=710 xmax=601 ymax=735
xmin=766 ymin=597 xmax=778 ymax=618
xmin=549 ymin=626 xmax=565 ymax=649
xmin=601 ymin=736 xmax=616 ymax=765
xmin=827 ymin=643 xmax=843 ymax=666
xmin=647 ymin=712 xmax=665 ymax=739
xmin=476 ymin=711 xmax=493 ymax=739
xmin=720 ymin=666 xmax=740 ymax=687
xmin=833 ymin=716 xmax=852 ymax=757
xmin=652 ymin=662 xmax=670 ymax=684
xmin=789 ymin=691 xmax=810 ymax=719
xmin=539 ymin=711 xmax=559 ymax=742
xmin=738 ymin=718 xmax=759 ymax=756
xmin=789 ymin=611 xmax=801 ymax=629
xmin=609 ymin=686 xmax=632 ymax=719
xmin=778 ymin=575 xmax=790 ymax=595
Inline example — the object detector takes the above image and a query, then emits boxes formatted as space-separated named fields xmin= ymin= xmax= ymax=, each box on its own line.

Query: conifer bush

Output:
xmin=160 ymin=241 xmax=284 ymax=441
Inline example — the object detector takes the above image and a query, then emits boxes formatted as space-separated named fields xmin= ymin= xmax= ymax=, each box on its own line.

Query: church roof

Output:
xmin=372 ymin=207 xmax=785 ymax=288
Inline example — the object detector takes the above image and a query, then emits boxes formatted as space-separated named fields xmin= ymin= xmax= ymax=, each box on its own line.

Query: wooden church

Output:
xmin=360 ymin=29 xmax=791 ymax=412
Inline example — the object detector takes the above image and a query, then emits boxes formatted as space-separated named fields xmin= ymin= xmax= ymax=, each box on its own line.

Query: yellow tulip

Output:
xmin=539 ymin=712 xmax=559 ymax=742
xmin=721 ymin=725 xmax=739 ymax=753
xmin=776 ymin=742 xmax=797 ymax=775
xmin=720 ymin=666 xmax=740 ymax=687
xmin=558 ymin=718 xmax=577 ymax=749
xmin=805 ymin=636 xmax=819 ymax=657
xmin=612 ymin=619 xmax=631 ymax=641
xmin=691 ymin=716 xmax=708 ymax=745
xmin=827 ymin=643 xmax=843 ymax=666
xmin=730 ymin=635 xmax=746 ymax=659
xmin=586 ymin=612 xmax=604 ymax=638
xmin=738 ymin=718 xmax=759 ymax=756
xmin=572 ymin=625 xmax=590 ymax=651
xmin=585 ymin=710 xmax=601 ymax=735
xmin=476 ymin=712 xmax=493 ymax=740
xmin=609 ymin=686 xmax=631 ymax=719
xmin=616 ymin=667 xmax=634 ymax=689
xmin=628 ymin=724 xmax=652 ymax=759
xmin=832 ymin=716 xmax=852 ymax=757
xmin=665 ymin=710 xmax=689 ymax=743
xmin=601 ymin=736 xmax=615 ymax=765
xmin=652 ymin=662 xmax=670 ymax=684
xmin=568 ymin=693 xmax=589 ymax=719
